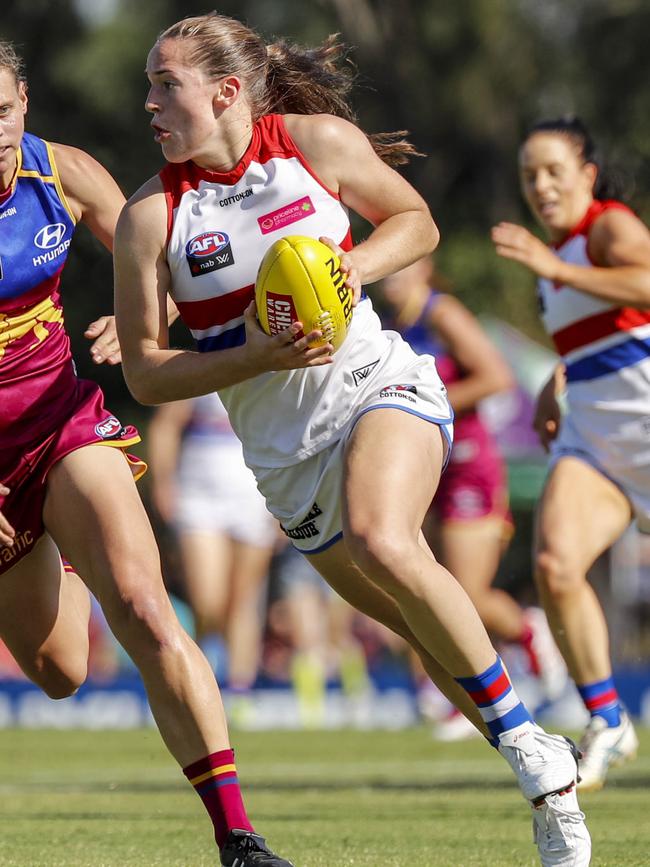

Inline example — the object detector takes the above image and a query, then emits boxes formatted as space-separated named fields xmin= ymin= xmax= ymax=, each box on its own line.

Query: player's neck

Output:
xmin=193 ymin=107 xmax=254 ymax=174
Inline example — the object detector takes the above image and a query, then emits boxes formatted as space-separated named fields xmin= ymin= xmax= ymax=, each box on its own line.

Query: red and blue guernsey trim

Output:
xmin=545 ymin=200 xmax=650 ymax=383
xmin=456 ymin=655 xmax=533 ymax=740
xmin=160 ymin=113 xmax=353 ymax=355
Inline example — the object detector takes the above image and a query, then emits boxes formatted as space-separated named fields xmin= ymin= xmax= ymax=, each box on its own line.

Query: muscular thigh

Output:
xmin=43 ymin=445 xmax=170 ymax=620
xmin=536 ymin=456 xmax=632 ymax=572
xmin=344 ymin=409 xmax=446 ymax=537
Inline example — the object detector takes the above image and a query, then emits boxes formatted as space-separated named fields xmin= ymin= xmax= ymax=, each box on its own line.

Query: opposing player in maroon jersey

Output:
xmin=0 ymin=40 xmax=292 ymax=867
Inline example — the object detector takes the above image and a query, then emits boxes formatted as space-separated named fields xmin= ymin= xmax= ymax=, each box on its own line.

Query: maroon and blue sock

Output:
xmin=577 ymin=677 xmax=622 ymax=727
xmin=456 ymin=655 xmax=534 ymax=745
xmin=183 ymin=748 xmax=254 ymax=848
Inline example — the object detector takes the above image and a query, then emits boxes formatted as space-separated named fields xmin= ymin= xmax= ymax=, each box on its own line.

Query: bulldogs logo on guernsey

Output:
xmin=537 ymin=200 xmax=650 ymax=385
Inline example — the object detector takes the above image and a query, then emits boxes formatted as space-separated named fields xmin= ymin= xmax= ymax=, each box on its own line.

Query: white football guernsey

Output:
xmin=161 ymin=114 xmax=449 ymax=470
xmin=537 ymin=199 xmax=650 ymax=528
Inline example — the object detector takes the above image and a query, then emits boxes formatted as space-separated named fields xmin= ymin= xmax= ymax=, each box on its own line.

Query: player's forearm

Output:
xmin=554 ymin=261 xmax=650 ymax=307
xmin=351 ymin=210 xmax=439 ymax=285
xmin=123 ymin=345 xmax=260 ymax=406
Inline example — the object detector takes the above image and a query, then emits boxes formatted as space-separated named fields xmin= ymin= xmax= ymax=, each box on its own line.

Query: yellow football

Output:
xmin=255 ymin=235 xmax=353 ymax=351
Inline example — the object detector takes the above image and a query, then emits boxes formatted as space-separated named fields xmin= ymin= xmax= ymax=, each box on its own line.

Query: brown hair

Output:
xmin=0 ymin=41 xmax=27 ymax=86
xmin=158 ymin=12 xmax=421 ymax=166
xmin=524 ymin=116 xmax=626 ymax=202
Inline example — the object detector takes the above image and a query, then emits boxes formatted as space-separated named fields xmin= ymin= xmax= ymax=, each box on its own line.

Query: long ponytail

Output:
xmin=159 ymin=13 xmax=422 ymax=167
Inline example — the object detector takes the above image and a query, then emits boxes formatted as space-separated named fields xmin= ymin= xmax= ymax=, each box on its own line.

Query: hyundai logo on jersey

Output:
xmin=185 ymin=231 xmax=234 ymax=277
xmin=34 ymin=223 xmax=67 ymax=249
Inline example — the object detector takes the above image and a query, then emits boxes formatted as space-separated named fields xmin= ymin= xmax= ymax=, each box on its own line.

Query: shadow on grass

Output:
xmin=7 ymin=775 xmax=650 ymax=794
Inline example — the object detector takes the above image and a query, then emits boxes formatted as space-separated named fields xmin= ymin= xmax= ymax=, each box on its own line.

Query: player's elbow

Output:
xmin=123 ymin=361 xmax=163 ymax=406
xmin=423 ymin=216 xmax=440 ymax=255
xmin=492 ymin=365 xmax=516 ymax=394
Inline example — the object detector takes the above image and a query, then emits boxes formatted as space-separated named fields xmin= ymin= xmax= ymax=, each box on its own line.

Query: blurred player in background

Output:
xmin=148 ymin=393 xmax=277 ymax=724
xmin=115 ymin=14 xmax=590 ymax=865
xmin=379 ymin=257 xmax=568 ymax=738
xmin=0 ymin=40 xmax=289 ymax=866
xmin=268 ymin=539 xmax=370 ymax=728
xmin=492 ymin=115 xmax=650 ymax=790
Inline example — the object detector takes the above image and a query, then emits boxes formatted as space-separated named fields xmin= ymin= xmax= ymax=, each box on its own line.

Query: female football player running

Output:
xmin=0 ymin=39 xmax=290 ymax=867
xmin=115 ymin=14 xmax=590 ymax=866
xmin=492 ymin=116 xmax=650 ymax=790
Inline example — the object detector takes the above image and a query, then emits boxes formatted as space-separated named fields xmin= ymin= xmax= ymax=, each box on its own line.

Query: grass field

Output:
xmin=0 ymin=726 xmax=648 ymax=866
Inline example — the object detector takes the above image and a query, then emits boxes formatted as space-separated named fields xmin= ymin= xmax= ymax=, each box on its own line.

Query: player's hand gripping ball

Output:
xmin=255 ymin=236 xmax=353 ymax=351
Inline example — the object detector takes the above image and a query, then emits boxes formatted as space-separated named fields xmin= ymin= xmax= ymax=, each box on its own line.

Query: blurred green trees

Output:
xmin=4 ymin=0 xmax=650 ymax=414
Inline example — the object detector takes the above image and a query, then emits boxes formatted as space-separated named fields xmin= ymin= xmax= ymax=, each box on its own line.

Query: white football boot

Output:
xmin=577 ymin=712 xmax=639 ymax=792
xmin=499 ymin=723 xmax=591 ymax=866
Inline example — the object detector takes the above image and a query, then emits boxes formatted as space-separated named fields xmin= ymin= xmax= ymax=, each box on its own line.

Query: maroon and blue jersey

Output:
xmin=393 ymin=292 xmax=511 ymax=524
xmin=0 ymin=133 xmax=143 ymax=575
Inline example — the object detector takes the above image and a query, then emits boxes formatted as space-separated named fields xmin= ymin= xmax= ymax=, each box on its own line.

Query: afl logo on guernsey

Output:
xmin=185 ymin=231 xmax=234 ymax=277
xmin=34 ymin=223 xmax=67 ymax=249
xmin=95 ymin=416 xmax=124 ymax=439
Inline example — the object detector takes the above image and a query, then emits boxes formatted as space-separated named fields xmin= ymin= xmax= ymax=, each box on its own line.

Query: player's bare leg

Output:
xmin=337 ymin=409 xmax=589 ymax=863
xmin=0 ymin=533 xmax=90 ymax=697
xmin=43 ymin=445 xmax=229 ymax=763
xmin=308 ymin=542 xmax=488 ymax=736
xmin=342 ymin=409 xmax=497 ymax=675
xmin=177 ymin=529 xmax=232 ymax=644
xmin=535 ymin=456 xmax=638 ymax=789
xmin=42 ymin=445 xmax=288 ymax=862
xmin=436 ymin=518 xmax=525 ymax=640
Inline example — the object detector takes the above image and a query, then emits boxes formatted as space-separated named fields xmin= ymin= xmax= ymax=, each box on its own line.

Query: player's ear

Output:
xmin=18 ymin=80 xmax=28 ymax=114
xmin=584 ymin=161 xmax=598 ymax=193
xmin=213 ymin=75 xmax=241 ymax=112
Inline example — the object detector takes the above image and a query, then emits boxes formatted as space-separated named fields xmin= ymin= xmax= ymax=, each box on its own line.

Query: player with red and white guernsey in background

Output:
xmin=115 ymin=14 xmax=590 ymax=865
xmin=0 ymin=39 xmax=293 ymax=867
xmin=493 ymin=116 xmax=650 ymax=791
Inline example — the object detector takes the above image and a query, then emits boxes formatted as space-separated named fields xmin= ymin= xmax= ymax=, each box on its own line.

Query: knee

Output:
xmin=107 ymin=580 xmax=184 ymax=660
xmin=31 ymin=654 xmax=87 ymax=700
xmin=346 ymin=522 xmax=416 ymax=598
xmin=535 ymin=547 xmax=583 ymax=599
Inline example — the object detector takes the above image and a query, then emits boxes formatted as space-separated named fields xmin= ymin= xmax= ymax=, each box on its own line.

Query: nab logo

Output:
xmin=95 ymin=416 xmax=123 ymax=439
xmin=185 ymin=231 xmax=234 ymax=277
xmin=34 ymin=223 xmax=67 ymax=249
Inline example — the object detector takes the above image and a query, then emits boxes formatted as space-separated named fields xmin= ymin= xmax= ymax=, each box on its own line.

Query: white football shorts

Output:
xmin=175 ymin=436 xmax=277 ymax=546
xmin=254 ymin=350 xmax=453 ymax=553
xmin=549 ymin=397 xmax=650 ymax=533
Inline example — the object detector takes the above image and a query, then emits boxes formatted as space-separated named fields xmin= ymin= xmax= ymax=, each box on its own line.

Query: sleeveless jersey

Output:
xmin=0 ymin=133 xmax=143 ymax=574
xmin=538 ymin=199 xmax=650 ymax=501
xmin=537 ymin=200 xmax=650 ymax=390
xmin=161 ymin=113 xmax=396 ymax=469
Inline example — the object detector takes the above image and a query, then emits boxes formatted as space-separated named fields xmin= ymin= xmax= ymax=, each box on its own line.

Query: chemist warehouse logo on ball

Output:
xmin=32 ymin=222 xmax=71 ymax=267
xmin=185 ymin=231 xmax=234 ymax=277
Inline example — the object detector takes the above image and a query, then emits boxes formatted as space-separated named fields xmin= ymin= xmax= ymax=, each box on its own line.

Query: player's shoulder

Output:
xmin=284 ymin=113 xmax=368 ymax=156
xmin=50 ymin=142 xmax=109 ymax=186
xmin=590 ymin=201 xmax=646 ymax=237
xmin=116 ymin=174 xmax=167 ymax=246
